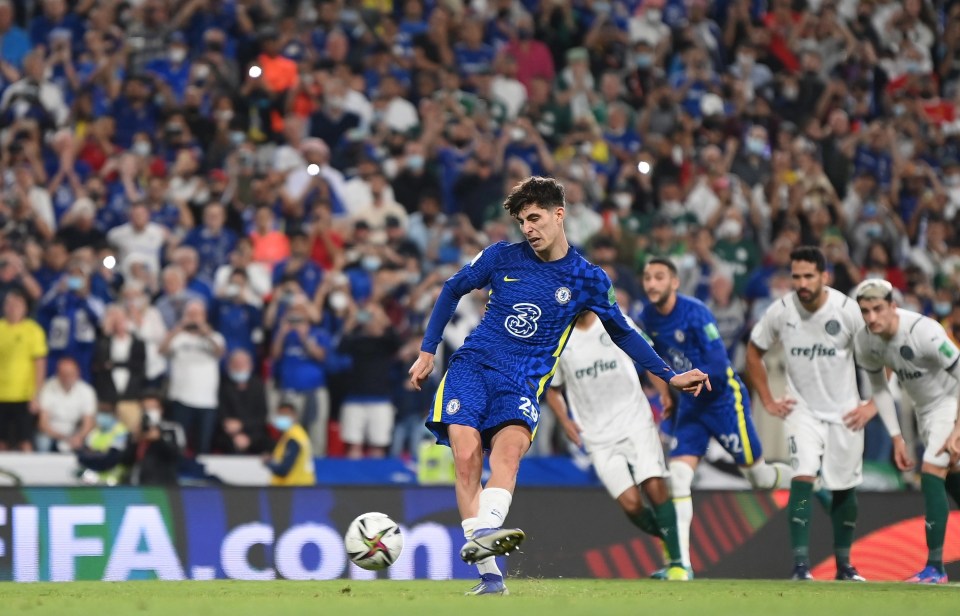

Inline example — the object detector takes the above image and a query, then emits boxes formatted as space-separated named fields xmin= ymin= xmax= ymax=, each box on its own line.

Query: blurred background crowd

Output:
xmin=0 ymin=0 xmax=959 ymax=482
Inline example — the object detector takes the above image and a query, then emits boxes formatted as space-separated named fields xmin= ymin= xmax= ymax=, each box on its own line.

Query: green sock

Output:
xmin=789 ymin=480 xmax=814 ymax=566
xmin=921 ymin=473 xmax=948 ymax=572
xmin=628 ymin=508 xmax=662 ymax=538
xmin=830 ymin=488 xmax=857 ymax=567
xmin=653 ymin=501 xmax=683 ymax=568
xmin=944 ymin=474 xmax=960 ymax=509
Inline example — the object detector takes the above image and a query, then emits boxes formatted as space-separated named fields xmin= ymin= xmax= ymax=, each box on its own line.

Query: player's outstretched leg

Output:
xmin=460 ymin=426 xmax=528 ymax=565
xmin=907 ymin=469 xmax=949 ymax=584
xmin=830 ymin=489 xmax=865 ymax=581
xmin=788 ymin=477 xmax=815 ymax=580
xmin=741 ymin=458 xmax=792 ymax=490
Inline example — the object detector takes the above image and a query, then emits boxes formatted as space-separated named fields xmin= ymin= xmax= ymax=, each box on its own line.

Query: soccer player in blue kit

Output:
xmin=408 ymin=177 xmax=711 ymax=595
xmin=641 ymin=258 xmax=790 ymax=577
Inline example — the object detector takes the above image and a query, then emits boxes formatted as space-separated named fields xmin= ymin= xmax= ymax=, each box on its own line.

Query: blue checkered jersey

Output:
xmin=640 ymin=294 xmax=733 ymax=401
xmin=421 ymin=241 xmax=676 ymax=397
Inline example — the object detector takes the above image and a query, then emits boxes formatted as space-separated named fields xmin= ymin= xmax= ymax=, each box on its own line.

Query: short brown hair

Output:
xmin=502 ymin=176 xmax=565 ymax=217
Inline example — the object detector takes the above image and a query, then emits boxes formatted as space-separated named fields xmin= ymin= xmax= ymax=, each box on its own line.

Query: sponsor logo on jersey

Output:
xmin=574 ymin=359 xmax=619 ymax=380
xmin=940 ymin=341 xmax=956 ymax=359
xmin=668 ymin=348 xmax=693 ymax=371
xmin=445 ymin=399 xmax=461 ymax=415
xmin=789 ymin=344 xmax=837 ymax=359
xmin=504 ymin=302 xmax=541 ymax=338
xmin=895 ymin=368 xmax=923 ymax=381
xmin=824 ymin=319 xmax=841 ymax=335
xmin=555 ymin=287 xmax=571 ymax=304
xmin=899 ymin=346 xmax=915 ymax=360
xmin=703 ymin=323 xmax=720 ymax=341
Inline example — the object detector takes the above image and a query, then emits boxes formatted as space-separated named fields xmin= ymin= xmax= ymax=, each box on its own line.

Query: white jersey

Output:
xmin=854 ymin=309 xmax=960 ymax=414
xmin=750 ymin=288 xmax=862 ymax=422
xmin=552 ymin=317 xmax=654 ymax=450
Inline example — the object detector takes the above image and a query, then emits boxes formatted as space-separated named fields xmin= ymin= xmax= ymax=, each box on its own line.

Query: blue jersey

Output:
xmin=422 ymin=241 xmax=676 ymax=397
xmin=641 ymin=294 xmax=762 ymax=464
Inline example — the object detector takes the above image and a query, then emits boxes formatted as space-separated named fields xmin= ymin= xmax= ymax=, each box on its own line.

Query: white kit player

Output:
xmin=746 ymin=246 xmax=871 ymax=581
xmin=853 ymin=278 xmax=960 ymax=584
xmin=545 ymin=310 xmax=688 ymax=581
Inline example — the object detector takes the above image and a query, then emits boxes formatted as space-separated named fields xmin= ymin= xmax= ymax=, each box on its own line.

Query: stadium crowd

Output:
xmin=0 ymin=0 xmax=958 ymax=477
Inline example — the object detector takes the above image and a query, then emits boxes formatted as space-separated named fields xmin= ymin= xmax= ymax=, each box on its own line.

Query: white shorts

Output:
xmin=785 ymin=410 xmax=863 ymax=491
xmin=340 ymin=402 xmax=395 ymax=447
xmin=918 ymin=401 xmax=959 ymax=467
xmin=588 ymin=423 xmax=667 ymax=499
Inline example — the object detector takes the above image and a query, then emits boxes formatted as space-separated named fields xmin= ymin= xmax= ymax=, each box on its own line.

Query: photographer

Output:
xmin=159 ymin=299 xmax=225 ymax=454
xmin=130 ymin=393 xmax=186 ymax=486
xmin=263 ymin=401 xmax=315 ymax=487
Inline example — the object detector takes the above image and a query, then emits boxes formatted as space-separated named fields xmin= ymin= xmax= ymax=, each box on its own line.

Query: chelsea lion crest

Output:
xmin=674 ymin=329 xmax=686 ymax=343
xmin=446 ymin=399 xmax=461 ymax=415
xmin=555 ymin=287 xmax=572 ymax=304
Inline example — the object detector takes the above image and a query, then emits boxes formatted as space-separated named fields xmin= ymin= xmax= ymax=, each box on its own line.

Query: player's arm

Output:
xmin=591 ymin=284 xmax=708 ymax=395
xmin=545 ymin=385 xmax=582 ymax=448
xmin=862 ymin=366 xmax=913 ymax=470
xmin=745 ymin=306 xmax=795 ymax=418
xmin=409 ymin=242 xmax=505 ymax=390
xmin=649 ymin=372 xmax=675 ymax=419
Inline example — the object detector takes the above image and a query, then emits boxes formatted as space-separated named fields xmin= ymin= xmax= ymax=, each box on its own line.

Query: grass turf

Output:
xmin=4 ymin=579 xmax=956 ymax=616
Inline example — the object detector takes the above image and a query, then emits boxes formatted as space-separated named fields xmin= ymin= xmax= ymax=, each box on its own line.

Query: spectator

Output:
xmin=171 ymin=245 xmax=214 ymax=303
xmin=263 ymin=401 xmax=316 ymax=487
xmin=0 ymin=1 xmax=29 ymax=69
xmin=160 ymin=299 xmax=225 ymax=454
xmin=338 ymin=301 xmax=401 ymax=459
xmin=0 ymin=249 xmax=42 ymax=304
xmin=130 ymin=392 xmax=186 ymax=486
xmin=36 ymin=356 xmax=96 ymax=453
xmin=0 ymin=289 xmax=46 ymax=451
xmin=272 ymin=230 xmax=323 ymax=299
xmin=154 ymin=264 xmax=205 ymax=329
xmin=120 ymin=282 xmax=167 ymax=389
xmin=216 ymin=349 xmax=269 ymax=454
xmin=249 ymin=206 xmax=290 ymax=267
xmin=107 ymin=201 xmax=167 ymax=277
xmin=270 ymin=296 xmax=333 ymax=455
xmin=182 ymin=203 xmax=237 ymax=283
xmin=212 ymin=267 xmax=262 ymax=358
xmin=92 ymin=305 xmax=147 ymax=430
xmin=36 ymin=258 xmax=103 ymax=382
xmin=75 ymin=409 xmax=130 ymax=485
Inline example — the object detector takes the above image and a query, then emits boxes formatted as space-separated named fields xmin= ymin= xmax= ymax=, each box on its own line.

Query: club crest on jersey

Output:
xmin=824 ymin=319 xmax=841 ymax=335
xmin=900 ymin=346 xmax=915 ymax=360
xmin=674 ymin=329 xmax=686 ymax=343
xmin=599 ymin=333 xmax=613 ymax=346
xmin=446 ymin=399 xmax=461 ymax=415
xmin=555 ymin=287 xmax=572 ymax=305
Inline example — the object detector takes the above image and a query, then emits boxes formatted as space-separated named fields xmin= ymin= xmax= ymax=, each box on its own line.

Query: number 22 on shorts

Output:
xmin=519 ymin=396 xmax=539 ymax=423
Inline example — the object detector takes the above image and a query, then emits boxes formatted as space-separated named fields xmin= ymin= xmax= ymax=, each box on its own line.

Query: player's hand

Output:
xmin=669 ymin=370 xmax=711 ymax=397
xmin=894 ymin=436 xmax=915 ymax=471
xmin=408 ymin=350 xmax=435 ymax=391
xmin=764 ymin=397 xmax=796 ymax=419
xmin=843 ymin=401 xmax=877 ymax=431
xmin=660 ymin=394 xmax=675 ymax=420
xmin=561 ymin=420 xmax=582 ymax=448
xmin=936 ymin=426 xmax=960 ymax=465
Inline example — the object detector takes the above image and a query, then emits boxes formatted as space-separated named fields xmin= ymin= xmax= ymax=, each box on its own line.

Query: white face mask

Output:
xmin=169 ymin=48 xmax=187 ymax=64
xmin=646 ymin=8 xmax=661 ymax=22
xmin=716 ymin=219 xmax=743 ymax=240
xmin=329 ymin=291 xmax=349 ymax=311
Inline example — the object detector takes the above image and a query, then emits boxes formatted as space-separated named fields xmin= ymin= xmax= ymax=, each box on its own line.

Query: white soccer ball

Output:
xmin=344 ymin=512 xmax=404 ymax=571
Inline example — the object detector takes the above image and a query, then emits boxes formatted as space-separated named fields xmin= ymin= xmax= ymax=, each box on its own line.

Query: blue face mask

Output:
xmin=96 ymin=413 xmax=116 ymax=431
xmin=406 ymin=154 xmax=425 ymax=171
xmin=272 ymin=416 xmax=295 ymax=432
xmin=934 ymin=301 xmax=953 ymax=317
xmin=229 ymin=370 xmax=251 ymax=383
xmin=67 ymin=276 xmax=84 ymax=291
xmin=634 ymin=53 xmax=654 ymax=69
xmin=746 ymin=137 xmax=766 ymax=156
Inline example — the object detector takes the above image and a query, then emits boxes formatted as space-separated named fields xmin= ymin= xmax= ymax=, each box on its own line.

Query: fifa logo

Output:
xmin=789 ymin=344 xmax=837 ymax=360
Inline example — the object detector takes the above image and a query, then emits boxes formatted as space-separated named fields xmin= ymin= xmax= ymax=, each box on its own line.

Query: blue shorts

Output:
xmin=662 ymin=371 xmax=763 ymax=466
xmin=426 ymin=355 xmax=539 ymax=450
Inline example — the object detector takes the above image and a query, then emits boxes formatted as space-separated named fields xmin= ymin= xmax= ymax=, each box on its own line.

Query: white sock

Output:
xmin=462 ymin=517 xmax=502 ymax=577
xmin=476 ymin=487 xmax=512 ymax=530
xmin=669 ymin=461 xmax=695 ymax=569
xmin=742 ymin=460 xmax=792 ymax=490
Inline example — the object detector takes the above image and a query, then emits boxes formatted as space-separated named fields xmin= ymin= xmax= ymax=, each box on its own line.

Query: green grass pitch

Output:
xmin=4 ymin=580 xmax=957 ymax=616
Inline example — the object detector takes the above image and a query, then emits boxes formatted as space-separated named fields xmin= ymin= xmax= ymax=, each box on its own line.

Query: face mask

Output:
xmin=634 ymin=53 xmax=654 ymax=69
xmin=225 ymin=283 xmax=241 ymax=298
xmin=646 ymin=8 xmax=661 ymax=22
xmin=230 ymin=131 xmax=247 ymax=147
xmin=406 ymin=154 xmax=425 ymax=171
xmin=361 ymin=255 xmax=382 ymax=272
xmin=272 ymin=416 xmax=295 ymax=432
xmin=229 ymin=370 xmax=251 ymax=383
xmin=125 ymin=296 xmax=147 ymax=310
xmin=935 ymin=301 xmax=953 ymax=317
xmin=67 ymin=275 xmax=84 ymax=291
xmin=862 ymin=222 xmax=883 ymax=238
xmin=579 ymin=142 xmax=594 ymax=156
xmin=133 ymin=140 xmax=152 ymax=157
xmin=782 ymin=86 xmax=798 ymax=101
xmin=215 ymin=110 xmax=234 ymax=123
xmin=746 ymin=137 xmax=766 ymax=156
xmin=329 ymin=291 xmax=350 ymax=311
xmin=661 ymin=200 xmax=683 ymax=217
xmin=715 ymin=219 xmax=743 ymax=240
xmin=737 ymin=53 xmax=754 ymax=67
xmin=96 ymin=413 xmax=116 ymax=431
xmin=893 ymin=104 xmax=906 ymax=117
xmin=612 ymin=193 xmax=633 ymax=210
xmin=169 ymin=48 xmax=187 ymax=64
